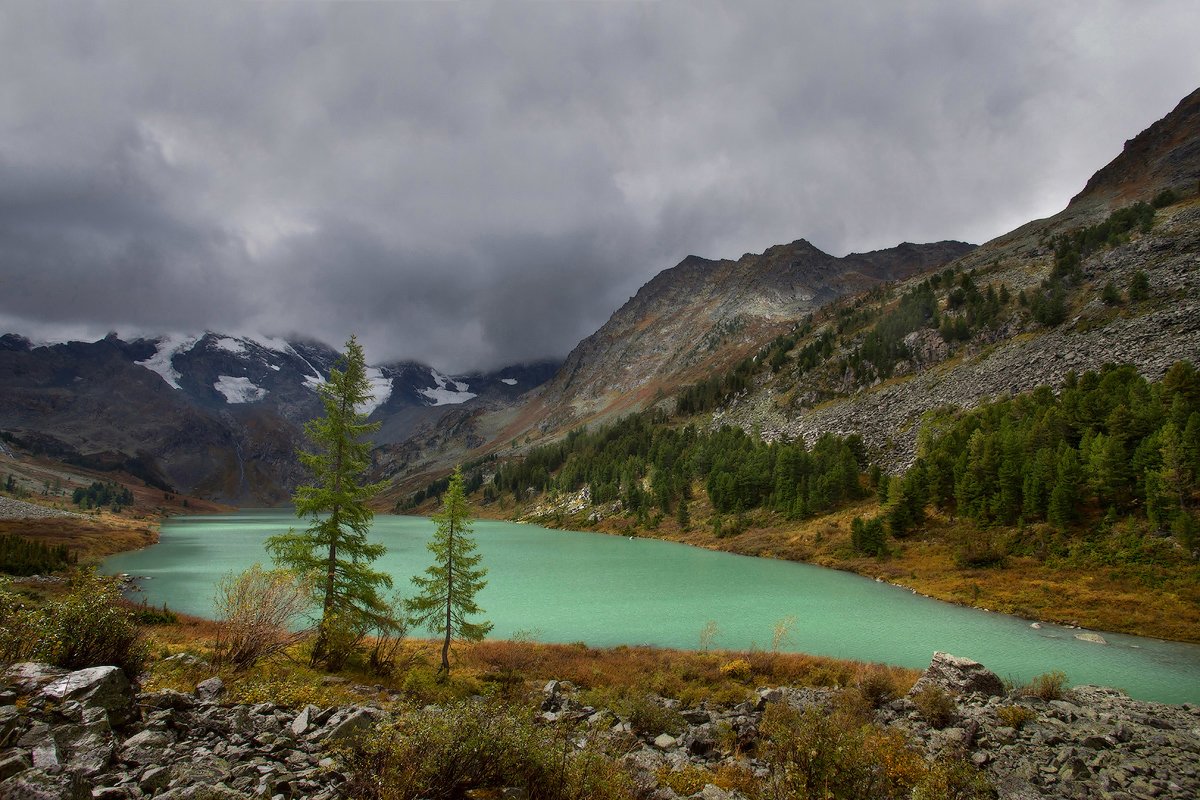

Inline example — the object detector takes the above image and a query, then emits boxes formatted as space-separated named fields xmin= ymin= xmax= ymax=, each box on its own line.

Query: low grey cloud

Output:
xmin=1 ymin=1 xmax=1197 ymax=371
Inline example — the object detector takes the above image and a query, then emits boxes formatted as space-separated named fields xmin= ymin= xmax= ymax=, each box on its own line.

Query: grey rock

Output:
xmin=0 ymin=751 xmax=32 ymax=781
xmin=139 ymin=765 xmax=170 ymax=793
xmin=119 ymin=728 xmax=176 ymax=765
xmin=89 ymin=788 xmax=132 ymax=800
xmin=3 ymin=664 xmax=69 ymax=696
xmin=169 ymin=757 xmax=231 ymax=787
xmin=156 ymin=786 xmax=249 ymax=800
xmin=697 ymin=785 xmax=739 ymax=800
xmin=1 ymin=703 xmax=26 ymax=747
xmin=0 ymin=768 xmax=87 ymax=799
xmin=41 ymin=667 xmax=134 ymax=726
xmin=314 ymin=707 xmax=382 ymax=745
xmin=194 ymin=677 xmax=226 ymax=702
xmin=88 ymin=788 xmax=132 ymax=800
xmin=289 ymin=705 xmax=316 ymax=737
xmin=138 ymin=689 xmax=196 ymax=711
xmin=653 ymin=733 xmax=677 ymax=750
xmin=59 ymin=726 xmax=116 ymax=776
xmin=909 ymin=651 xmax=1005 ymax=698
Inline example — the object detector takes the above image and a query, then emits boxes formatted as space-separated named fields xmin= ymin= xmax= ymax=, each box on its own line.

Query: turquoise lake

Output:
xmin=102 ymin=509 xmax=1200 ymax=704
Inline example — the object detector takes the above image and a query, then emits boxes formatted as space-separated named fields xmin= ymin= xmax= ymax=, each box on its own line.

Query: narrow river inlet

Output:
xmin=102 ymin=510 xmax=1200 ymax=704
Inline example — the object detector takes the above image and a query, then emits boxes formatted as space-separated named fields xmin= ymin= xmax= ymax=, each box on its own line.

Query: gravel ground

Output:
xmin=0 ymin=495 xmax=88 ymax=520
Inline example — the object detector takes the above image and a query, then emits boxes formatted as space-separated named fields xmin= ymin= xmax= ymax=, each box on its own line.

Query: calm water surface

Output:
xmin=102 ymin=510 xmax=1200 ymax=704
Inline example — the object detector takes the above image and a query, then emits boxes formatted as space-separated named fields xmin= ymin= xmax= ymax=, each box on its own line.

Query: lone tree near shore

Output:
xmin=407 ymin=466 xmax=492 ymax=676
xmin=266 ymin=335 xmax=391 ymax=668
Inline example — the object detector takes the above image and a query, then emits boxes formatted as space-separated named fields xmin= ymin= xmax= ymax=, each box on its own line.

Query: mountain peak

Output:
xmin=1071 ymin=86 xmax=1200 ymax=206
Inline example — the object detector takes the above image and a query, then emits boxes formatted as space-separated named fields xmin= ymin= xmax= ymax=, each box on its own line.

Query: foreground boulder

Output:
xmin=40 ymin=666 xmax=135 ymax=726
xmin=909 ymin=651 xmax=1006 ymax=698
xmin=0 ymin=665 xmax=353 ymax=800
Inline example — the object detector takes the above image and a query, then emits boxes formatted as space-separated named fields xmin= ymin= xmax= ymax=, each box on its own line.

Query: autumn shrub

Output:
xmin=399 ymin=663 xmax=485 ymax=706
xmin=0 ymin=580 xmax=41 ymax=665
xmin=995 ymin=704 xmax=1036 ymax=729
xmin=758 ymin=702 xmax=926 ymax=800
xmin=1020 ymin=670 xmax=1067 ymax=701
xmin=858 ymin=666 xmax=901 ymax=708
xmin=912 ymin=685 xmax=957 ymax=729
xmin=719 ymin=657 xmax=752 ymax=682
xmin=343 ymin=700 xmax=635 ymax=800
xmin=622 ymin=693 xmax=685 ymax=736
xmin=227 ymin=671 xmax=360 ymax=708
xmin=911 ymin=753 xmax=995 ymax=800
xmin=656 ymin=764 xmax=714 ymax=797
xmin=213 ymin=564 xmax=312 ymax=670
xmin=4 ymin=571 xmax=149 ymax=676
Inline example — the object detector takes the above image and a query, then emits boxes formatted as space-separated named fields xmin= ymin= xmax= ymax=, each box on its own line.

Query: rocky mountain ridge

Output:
xmin=719 ymin=199 xmax=1200 ymax=472
xmin=0 ymin=331 xmax=556 ymax=504
xmin=528 ymin=238 xmax=974 ymax=432
xmin=522 ymin=87 xmax=1200 ymax=475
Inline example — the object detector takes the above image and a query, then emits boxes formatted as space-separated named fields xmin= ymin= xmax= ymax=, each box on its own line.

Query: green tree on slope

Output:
xmin=267 ymin=335 xmax=390 ymax=668
xmin=407 ymin=466 xmax=492 ymax=676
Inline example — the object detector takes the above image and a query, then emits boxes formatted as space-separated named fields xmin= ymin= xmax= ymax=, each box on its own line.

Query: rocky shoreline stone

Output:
xmin=2 ymin=652 xmax=1197 ymax=800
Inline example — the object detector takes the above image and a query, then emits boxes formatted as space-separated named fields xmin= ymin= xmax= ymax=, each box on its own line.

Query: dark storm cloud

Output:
xmin=1 ymin=1 xmax=1197 ymax=371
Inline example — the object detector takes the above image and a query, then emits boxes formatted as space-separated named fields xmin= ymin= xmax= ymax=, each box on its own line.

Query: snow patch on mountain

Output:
xmin=214 ymin=375 xmax=268 ymax=403
xmin=359 ymin=367 xmax=393 ymax=417
xmin=211 ymin=337 xmax=247 ymax=355
xmin=136 ymin=335 xmax=199 ymax=390
xmin=500 ymin=378 xmax=518 ymax=386
xmin=420 ymin=370 xmax=477 ymax=406
xmin=245 ymin=335 xmax=294 ymax=353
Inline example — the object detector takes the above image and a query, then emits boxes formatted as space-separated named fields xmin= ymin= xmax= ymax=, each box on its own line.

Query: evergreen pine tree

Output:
xmin=407 ymin=466 xmax=492 ymax=676
xmin=1047 ymin=447 xmax=1082 ymax=530
xmin=266 ymin=335 xmax=390 ymax=668
xmin=1128 ymin=270 xmax=1150 ymax=303
xmin=675 ymin=497 xmax=690 ymax=530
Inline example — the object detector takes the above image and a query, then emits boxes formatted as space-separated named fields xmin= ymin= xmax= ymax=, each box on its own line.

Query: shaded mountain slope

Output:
xmin=0 ymin=332 xmax=556 ymax=504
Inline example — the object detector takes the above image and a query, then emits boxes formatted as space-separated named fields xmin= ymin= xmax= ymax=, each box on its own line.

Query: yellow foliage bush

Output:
xmin=719 ymin=657 xmax=752 ymax=682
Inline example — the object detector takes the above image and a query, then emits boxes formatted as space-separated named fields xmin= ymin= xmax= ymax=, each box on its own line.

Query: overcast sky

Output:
xmin=1 ymin=1 xmax=1197 ymax=371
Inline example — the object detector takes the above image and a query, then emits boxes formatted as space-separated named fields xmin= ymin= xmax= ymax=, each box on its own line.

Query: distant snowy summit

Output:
xmin=0 ymin=330 xmax=558 ymax=504
xmin=1 ymin=330 xmax=557 ymax=416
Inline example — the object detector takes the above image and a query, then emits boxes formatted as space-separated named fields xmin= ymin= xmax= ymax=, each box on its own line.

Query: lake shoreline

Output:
xmin=104 ymin=510 xmax=1200 ymax=704
xmin=483 ymin=502 xmax=1200 ymax=646
xmin=87 ymin=499 xmax=1199 ymax=647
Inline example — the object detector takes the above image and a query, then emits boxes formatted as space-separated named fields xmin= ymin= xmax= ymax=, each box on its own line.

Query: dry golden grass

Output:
xmin=140 ymin=617 xmax=918 ymax=711
xmin=0 ymin=516 xmax=158 ymax=563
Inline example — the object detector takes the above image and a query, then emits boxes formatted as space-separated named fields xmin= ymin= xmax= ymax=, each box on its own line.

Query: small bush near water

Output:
xmin=344 ymin=699 xmax=635 ymax=800
xmin=0 ymin=570 xmax=148 ymax=676
xmin=912 ymin=684 xmax=957 ymax=729
xmin=757 ymin=700 xmax=994 ymax=800
xmin=1021 ymin=670 xmax=1068 ymax=701
xmin=758 ymin=702 xmax=927 ymax=800
xmin=213 ymin=564 xmax=311 ymax=670
xmin=996 ymin=704 xmax=1037 ymax=729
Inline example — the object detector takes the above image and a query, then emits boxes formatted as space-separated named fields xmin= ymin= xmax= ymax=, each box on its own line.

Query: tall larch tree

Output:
xmin=266 ymin=335 xmax=390 ymax=668
xmin=407 ymin=466 xmax=492 ymax=676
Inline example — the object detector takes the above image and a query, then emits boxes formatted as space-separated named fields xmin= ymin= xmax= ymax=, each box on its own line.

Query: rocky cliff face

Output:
xmin=530 ymin=239 xmax=973 ymax=431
